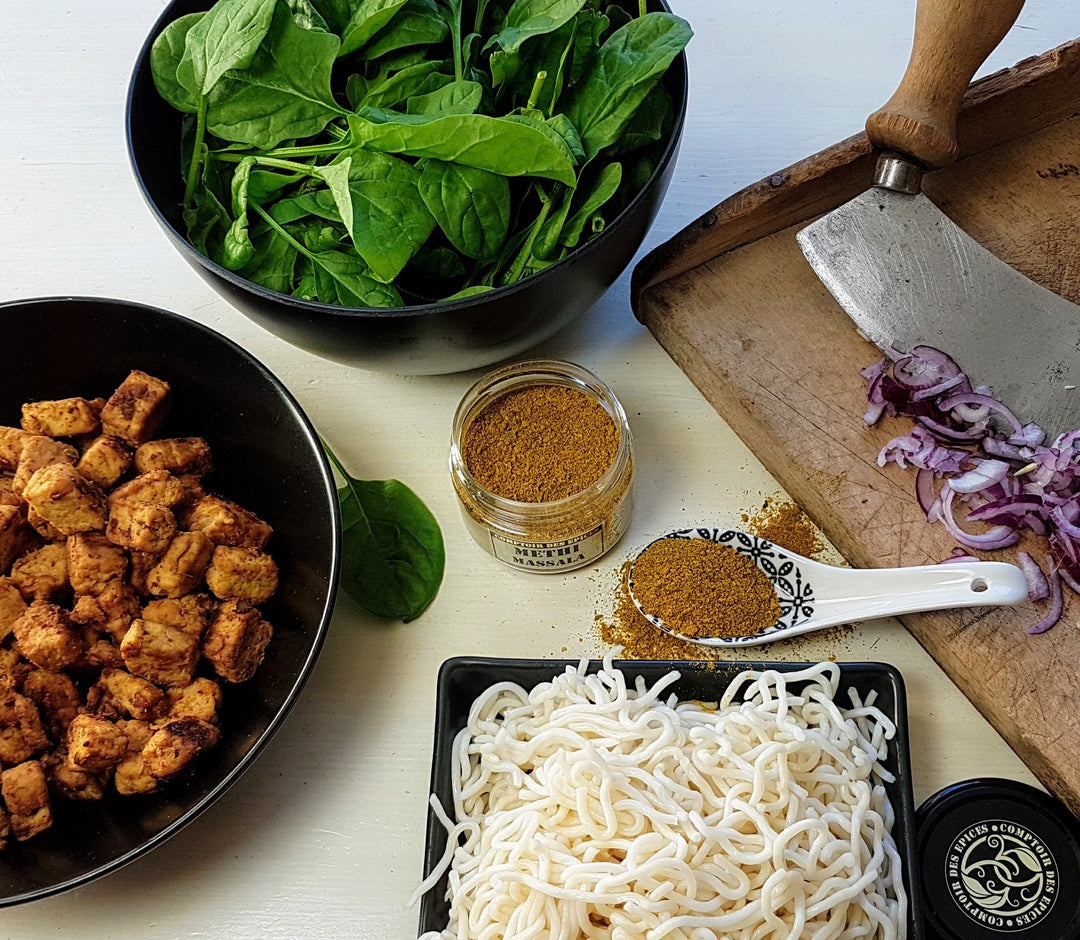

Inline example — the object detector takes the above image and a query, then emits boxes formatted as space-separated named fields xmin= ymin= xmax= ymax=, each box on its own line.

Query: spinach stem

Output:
xmin=182 ymin=98 xmax=209 ymax=209
xmin=638 ymin=0 xmax=647 ymax=15
xmin=527 ymin=71 xmax=548 ymax=112
xmin=250 ymin=201 xmax=317 ymax=262
xmin=503 ymin=184 xmax=559 ymax=285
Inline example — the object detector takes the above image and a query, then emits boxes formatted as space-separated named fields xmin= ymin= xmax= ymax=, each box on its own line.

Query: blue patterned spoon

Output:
xmin=627 ymin=528 xmax=1029 ymax=648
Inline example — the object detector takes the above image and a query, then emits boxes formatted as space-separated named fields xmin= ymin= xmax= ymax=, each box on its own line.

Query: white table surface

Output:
xmin=2 ymin=2 xmax=1077 ymax=936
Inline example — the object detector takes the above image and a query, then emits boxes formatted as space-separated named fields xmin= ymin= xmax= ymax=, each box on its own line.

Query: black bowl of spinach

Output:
xmin=126 ymin=0 xmax=690 ymax=374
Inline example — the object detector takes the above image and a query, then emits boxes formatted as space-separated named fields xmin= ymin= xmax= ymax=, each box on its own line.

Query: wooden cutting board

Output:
xmin=632 ymin=39 xmax=1080 ymax=815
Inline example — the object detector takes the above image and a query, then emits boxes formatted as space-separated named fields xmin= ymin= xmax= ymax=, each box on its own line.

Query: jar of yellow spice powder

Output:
xmin=450 ymin=360 xmax=634 ymax=572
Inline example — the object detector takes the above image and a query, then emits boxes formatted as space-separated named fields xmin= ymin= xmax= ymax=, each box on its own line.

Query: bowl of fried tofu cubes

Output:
xmin=0 ymin=296 xmax=340 ymax=905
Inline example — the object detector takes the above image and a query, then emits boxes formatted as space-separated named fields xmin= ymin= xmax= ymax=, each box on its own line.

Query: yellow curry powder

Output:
xmin=630 ymin=538 xmax=782 ymax=640
xmin=461 ymin=384 xmax=619 ymax=502
xmin=597 ymin=500 xmax=823 ymax=660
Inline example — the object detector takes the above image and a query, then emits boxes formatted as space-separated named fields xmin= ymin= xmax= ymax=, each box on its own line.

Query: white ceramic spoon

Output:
xmin=628 ymin=528 xmax=1029 ymax=648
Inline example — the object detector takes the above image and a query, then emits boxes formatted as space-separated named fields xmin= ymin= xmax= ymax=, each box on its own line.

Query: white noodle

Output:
xmin=414 ymin=655 xmax=908 ymax=940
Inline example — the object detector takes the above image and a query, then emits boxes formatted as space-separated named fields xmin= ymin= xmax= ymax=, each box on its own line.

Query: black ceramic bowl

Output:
xmin=125 ymin=1 xmax=688 ymax=375
xmin=0 ymin=296 xmax=341 ymax=906
xmin=418 ymin=658 xmax=924 ymax=938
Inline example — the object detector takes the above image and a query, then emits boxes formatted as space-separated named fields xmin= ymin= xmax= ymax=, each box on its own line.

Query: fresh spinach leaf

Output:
xmin=179 ymin=0 xmax=277 ymax=98
xmin=563 ymin=11 xmax=690 ymax=159
xmin=340 ymin=0 xmax=411 ymax=56
xmin=487 ymin=0 xmax=586 ymax=56
xmin=418 ymin=159 xmax=510 ymax=260
xmin=324 ymin=443 xmax=445 ymax=622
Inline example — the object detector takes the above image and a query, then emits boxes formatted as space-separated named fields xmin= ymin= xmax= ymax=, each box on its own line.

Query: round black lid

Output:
xmin=916 ymin=778 xmax=1080 ymax=939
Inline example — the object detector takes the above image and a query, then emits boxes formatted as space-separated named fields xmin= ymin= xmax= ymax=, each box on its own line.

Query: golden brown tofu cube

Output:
xmin=10 ymin=542 xmax=69 ymax=602
xmin=146 ymin=531 xmax=214 ymax=598
xmin=163 ymin=677 xmax=222 ymax=723
xmin=141 ymin=718 xmax=220 ymax=779
xmin=106 ymin=496 xmax=176 ymax=555
xmin=202 ymin=600 xmax=273 ymax=683
xmin=0 ymin=690 xmax=50 ymax=766
xmin=20 ymin=397 xmax=102 ymax=438
xmin=185 ymin=494 xmax=272 ymax=549
xmin=113 ymin=719 xmax=157 ymax=796
xmin=109 ymin=469 xmax=187 ymax=510
xmin=92 ymin=667 xmax=164 ymax=721
xmin=120 ymin=618 xmax=201 ymax=688
xmin=21 ymin=668 xmax=82 ymax=739
xmin=82 ymin=634 xmax=124 ymax=671
xmin=0 ymin=471 xmax=20 ymax=507
xmin=142 ymin=593 xmax=217 ymax=639
xmin=99 ymin=370 xmax=171 ymax=447
xmin=70 ymin=579 xmax=140 ymax=643
xmin=11 ymin=601 xmax=84 ymax=672
xmin=65 ymin=714 xmax=128 ymax=774
xmin=0 ymin=577 xmax=28 ymax=640
xmin=76 ymin=434 xmax=133 ymax=490
xmin=21 ymin=463 xmax=107 ymax=536
xmin=44 ymin=749 xmax=107 ymax=802
xmin=0 ymin=427 xmax=33 ymax=471
xmin=0 ymin=503 xmax=39 ymax=573
xmin=205 ymin=545 xmax=278 ymax=604
xmin=67 ymin=531 xmax=128 ymax=596
xmin=12 ymin=435 xmax=78 ymax=496
xmin=25 ymin=504 xmax=64 ymax=540
xmin=1 ymin=760 xmax=52 ymax=841
xmin=172 ymin=474 xmax=207 ymax=526
xmin=134 ymin=437 xmax=212 ymax=478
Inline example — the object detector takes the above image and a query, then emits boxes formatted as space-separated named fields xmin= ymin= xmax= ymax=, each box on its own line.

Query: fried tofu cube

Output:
xmin=12 ymin=435 xmax=78 ymax=496
xmin=21 ymin=669 xmax=82 ymax=739
xmin=163 ymin=677 xmax=222 ymax=723
xmin=1 ymin=760 xmax=52 ymax=841
xmin=99 ymin=370 xmax=171 ymax=447
xmin=70 ymin=579 xmax=140 ymax=643
xmin=21 ymin=397 xmax=102 ymax=438
xmin=92 ymin=667 xmax=164 ymax=721
xmin=141 ymin=718 xmax=220 ymax=779
xmin=67 ymin=531 xmax=128 ymax=596
xmin=146 ymin=531 xmax=214 ymax=598
xmin=12 ymin=601 xmax=84 ymax=672
xmin=76 ymin=434 xmax=133 ymax=490
xmin=25 ymin=504 xmax=64 ymax=540
xmin=81 ymin=634 xmax=124 ymax=671
xmin=126 ymin=550 xmax=157 ymax=596
xmin=109 ymin=469 xmax=187 ymax=510
xmin=185 ymin=494 xmax=272 ymax=549
xmin=10 ymin=542 xmax=69 ymax=602
xmin=205 ymin=545 xmax=278 ymax=604
xmin=142 ymin=593 xmax=217 ymax=639
xmin=0 ymin=690 xmax=50 ymax=766
xmin=0 ymin=427 xmax=33 ymax=471
xmin=120 ymin=618 xmax=201 ymax=688
xmin=134 ymin=437 xmax=212 ymax=478
xmin=113 ymin=719 xmax=157 ymax=796
xmin=45 ymin=749 xmax=107 ymax=802
xmin=202 ymin=600 xmax=273 ymax=683
xmin=0 ymin=577 xmax=28 ymax=640
xmin=173 ymin=475 xmax=207 ymax=526
xmin=64 ymin=714 xmax=128 ymax=774
xmin=0 ymin=503 xmax=39 ymax=572
xmin=106 ymin=496 xmax=176 ymax=555
xmin=21 ymin=463 xmax=108 ymax=535
xmin=0 ymin=649 xmax=28 ymax=688
xmin=0 ymin=472 xmax=20 ymax=507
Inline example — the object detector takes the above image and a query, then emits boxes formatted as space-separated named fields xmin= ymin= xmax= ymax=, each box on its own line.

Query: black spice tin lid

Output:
xmin=916 ymin=778 xmax=1080 ymax=940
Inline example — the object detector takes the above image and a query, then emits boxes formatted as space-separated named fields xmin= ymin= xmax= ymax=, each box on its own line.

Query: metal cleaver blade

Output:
xmin=797 ymin=182 xmax=1080 ymax=434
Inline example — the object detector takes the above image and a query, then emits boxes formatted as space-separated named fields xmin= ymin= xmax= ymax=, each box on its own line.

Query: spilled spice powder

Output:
xmin=461 ymin=384 xmax=618 ymax=502
xmin=630 ymin=538 xmax=782 ymax=640
xmin=745 ymin=498 xmax=823 ymax=558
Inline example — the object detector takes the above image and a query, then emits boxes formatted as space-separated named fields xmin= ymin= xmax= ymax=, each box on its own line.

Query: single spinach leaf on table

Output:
xmin=323 ymin=444 xmax=445 ymax=621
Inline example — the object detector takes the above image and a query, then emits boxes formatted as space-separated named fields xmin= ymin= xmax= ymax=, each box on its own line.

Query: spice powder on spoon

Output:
xmin=631 ymin=538 xmax=782 ymax=640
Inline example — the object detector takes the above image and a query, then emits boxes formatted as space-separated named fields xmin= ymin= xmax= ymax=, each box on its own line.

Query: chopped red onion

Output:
xmin=1016 ymin=551 xmax=1050 ymax=602
xmin=863 ymin=345 xmax=1080 ymax=634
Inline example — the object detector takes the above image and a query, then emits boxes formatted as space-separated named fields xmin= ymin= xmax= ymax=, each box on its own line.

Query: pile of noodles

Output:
xmin=415 ymin=656 xmax=907 ymax=940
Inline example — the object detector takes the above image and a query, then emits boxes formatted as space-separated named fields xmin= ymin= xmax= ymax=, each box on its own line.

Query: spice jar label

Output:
xmin=489 ymin=526 xmax=606 ymax=569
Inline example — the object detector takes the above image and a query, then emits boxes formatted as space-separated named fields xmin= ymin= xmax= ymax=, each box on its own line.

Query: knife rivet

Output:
xmin=702 ymin=211 xmax=718 ymax=227
xmin=769 ymin=174 xmax=786 ymax=188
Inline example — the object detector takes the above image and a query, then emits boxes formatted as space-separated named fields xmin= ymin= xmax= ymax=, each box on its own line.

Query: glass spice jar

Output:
xmin=449 ymin=359 xmax=635 ymax=573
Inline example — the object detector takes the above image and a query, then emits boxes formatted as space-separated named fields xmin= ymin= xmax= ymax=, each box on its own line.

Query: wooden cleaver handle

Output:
xmin=865 ymin=0 xmax=1024 ymax=170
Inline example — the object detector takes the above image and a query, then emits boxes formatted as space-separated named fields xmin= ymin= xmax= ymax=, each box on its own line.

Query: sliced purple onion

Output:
xmin=1016 ymin=551 xmax=1050 ymax=602
xmin=1027 ymin=558 xmax=1064 ymax=635
xmin=947 ymin=459 xmax=1010 ymax=494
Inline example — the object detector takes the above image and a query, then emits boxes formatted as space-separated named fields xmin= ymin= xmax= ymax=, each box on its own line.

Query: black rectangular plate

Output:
xmin=418 ymin=657 xmax=924 ymax=939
